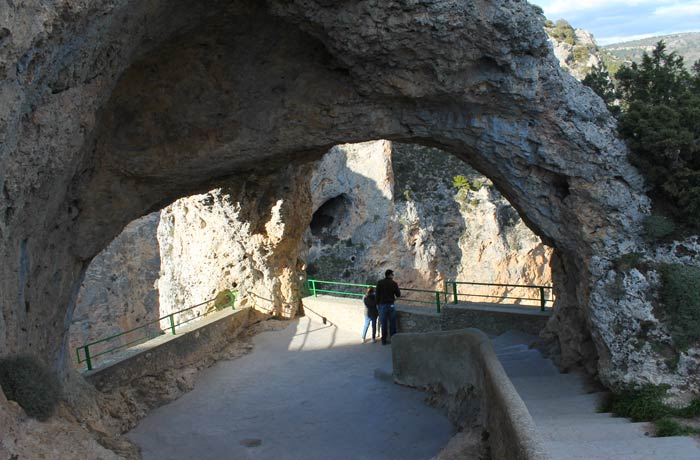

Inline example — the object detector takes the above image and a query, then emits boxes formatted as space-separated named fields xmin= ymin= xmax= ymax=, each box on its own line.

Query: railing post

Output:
xmin=540 ymin=287 xmax=546 ymax=312
xmin=169 ymin=313 xmax=176 ymax=335
xmin=83 ymin=346 xmax=93 ymax=371
xmin=311 ymin=280 xmax=317 ymax=297
xmin=435 ymin=291 xmax=441 ymax=314
xmin=452 ymin=282 xmax=458 ymax=304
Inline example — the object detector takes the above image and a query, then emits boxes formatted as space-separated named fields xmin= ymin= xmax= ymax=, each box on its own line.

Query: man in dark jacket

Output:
xmin=376 ymin=269 xmax=400 ymax=345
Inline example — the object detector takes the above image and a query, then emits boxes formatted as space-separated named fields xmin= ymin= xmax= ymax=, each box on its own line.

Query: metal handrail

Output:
xmin=447 ymin=281 xmax=553 ymax=311
xmin=75 ymin=290 xmax=237 ymax=371
xmin=307 ymin=279 xmax=443 ymax=313
xmin=306 ymin=278 xmax=554 ymax=313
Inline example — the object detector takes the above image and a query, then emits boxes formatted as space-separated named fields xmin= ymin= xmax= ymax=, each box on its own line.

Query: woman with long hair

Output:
xmin=362 ymin=287 xmax=379 ymax=343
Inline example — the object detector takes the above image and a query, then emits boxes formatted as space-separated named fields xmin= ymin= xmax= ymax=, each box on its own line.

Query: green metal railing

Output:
xmin=306 ymin=278 xmax=554 ymax=313
xmin=307 ymin=279 xmax=443 ymax=313
xmin=446 ymin=281 xmax=552 ymax=311
xmin=75 ymin=290 xmax=237 ymax=371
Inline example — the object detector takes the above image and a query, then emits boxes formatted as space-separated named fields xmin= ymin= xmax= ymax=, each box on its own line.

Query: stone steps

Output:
xmin=493 ymin=331 xmax=700 ymax=460
xmin=546 ymin=437 xmax=700 ymax=460
xmin=539 ymin=420 xmax=651 ymax=442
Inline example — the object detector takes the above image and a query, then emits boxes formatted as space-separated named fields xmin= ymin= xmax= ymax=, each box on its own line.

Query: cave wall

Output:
xmin=68 ymin=212 xmax=161 ymax=364
xmin=156 ymin=163 xmax=313 ymax=319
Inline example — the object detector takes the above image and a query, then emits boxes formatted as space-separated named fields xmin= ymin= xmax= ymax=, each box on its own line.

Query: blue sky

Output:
xmin=535 ymin=0 xmax=700 ymax=45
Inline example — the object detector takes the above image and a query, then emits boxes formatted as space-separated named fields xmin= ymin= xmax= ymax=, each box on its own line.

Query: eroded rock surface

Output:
xmin=69 ymin=212 xmax=161 ymax=364
xmin=157 ymin=162 xmax=313 ymax=318
xmin=0 ymin=387 xmax=127 ymax=460
xmin=2 ymin=0 xmax=693 ymax=433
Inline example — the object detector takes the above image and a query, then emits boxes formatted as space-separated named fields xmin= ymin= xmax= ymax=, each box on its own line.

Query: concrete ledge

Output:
xmin=86 ymin=307 xmax=268 ymax=391
xmin=442 ymin=303 xmax=551 ymax=336
xmin=392 ymin=330 xmax=552 ymax=460
xmin=302 ymin=295 xmax=549 ymax=336
xmin=302 ymin=295 xmax=441 ymax=333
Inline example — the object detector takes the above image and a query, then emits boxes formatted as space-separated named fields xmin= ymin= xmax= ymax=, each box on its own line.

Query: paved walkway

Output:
xmin=127 ymin=316 xmax=454 ymax=460
xmin=493 ymin=331 xmax=700 ymax=460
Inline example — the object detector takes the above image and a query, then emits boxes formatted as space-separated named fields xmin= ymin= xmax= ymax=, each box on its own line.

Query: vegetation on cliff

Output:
xmin=583 ymin=42 xmax=700 ymax=230
xmin=0 ymin=356 xmax=61 ymax=420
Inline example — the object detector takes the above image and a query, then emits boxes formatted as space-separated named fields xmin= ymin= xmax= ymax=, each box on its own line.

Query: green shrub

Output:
xmin=605 ymin=275 xmax=626 ymax=301
xmin=655 ymin=418 xmax=700 ymax=437
xmin=453 ymin=175 xmax=470 ymax=190
xmin=549 ymin=19 xmax=576 ymax=45
xmin=614 ymin=252 xmax=642 ymax=272
xmin=573 ymin=45 xmax=590 ymax=63
xmin=607 ymin=385 xmax=671 ymax=421
xmin=0 ymin=356 xmax=61 ymax=421
xmin=658 ymin=263 xmax=700 ymax=349
xmin=643 ymin=215 xmax=676 ymax=241
xmin=676 ymin=397 xmax=700 ymax=418
xmin=603 ymin=384 xmax=700 ymax=431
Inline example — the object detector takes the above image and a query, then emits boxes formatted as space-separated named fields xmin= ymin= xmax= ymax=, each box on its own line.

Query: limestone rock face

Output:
xmin=69 ymin=212 xmax=161 ymax=366
xmin=157 ymin=163 xmax=312 ymax=319
xmin=547 ymin=27 xmax=603 ymax=80
xmin=304 ymin=141 xmax=553 ymax=304
xmin=2 ymin=0 xmax=688 ymax=406
xmin=592 ymin=238 xmax=700 ymax=399
xmin=0 ymin=387 xmax=125 ymax=460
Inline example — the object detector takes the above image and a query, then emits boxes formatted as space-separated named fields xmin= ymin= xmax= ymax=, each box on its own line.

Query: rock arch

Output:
xmin=1 ymin=1 xmax=648 ymax=388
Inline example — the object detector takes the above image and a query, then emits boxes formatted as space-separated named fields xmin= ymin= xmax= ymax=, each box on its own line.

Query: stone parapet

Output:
xmin=86 ymin=307 xmax=268 ymax=392
xmin=441 ymin=303 xmax=551 ymax=336
xmin=392 ymin=330 xmax=552 ymax=460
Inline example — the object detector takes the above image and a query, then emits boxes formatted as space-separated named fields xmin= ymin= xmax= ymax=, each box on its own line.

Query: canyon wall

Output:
xmin=303 ymin=141 xmax=552 ymax=304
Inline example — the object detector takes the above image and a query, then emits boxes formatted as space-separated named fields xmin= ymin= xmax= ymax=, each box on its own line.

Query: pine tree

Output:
xmin=582 ymin=65 xmax=619 ymax=115
xmin=614 ymin=41 xmax=700 ymax=227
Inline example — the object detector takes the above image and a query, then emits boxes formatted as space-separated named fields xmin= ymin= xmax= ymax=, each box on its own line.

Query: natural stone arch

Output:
xmin=1 ymin=1 xmax=648 ymax=390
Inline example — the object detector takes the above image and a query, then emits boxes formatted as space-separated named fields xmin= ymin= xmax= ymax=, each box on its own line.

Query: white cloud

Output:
xmin=542 ymin=0 xmax=664 ymax=16
xmin=535 ymin=0 xmax=700 ymax=45
xmin=596 ymin=33 xmax=658 ymax=45
xmin=654 ymin=4 xmax=700 ymax=16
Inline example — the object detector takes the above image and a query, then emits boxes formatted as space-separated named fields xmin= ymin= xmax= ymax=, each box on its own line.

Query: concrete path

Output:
xmin=127 ymin=316 xmax=454 ymax=460
xmin=492 ymin=331 xmax=700 ymax=460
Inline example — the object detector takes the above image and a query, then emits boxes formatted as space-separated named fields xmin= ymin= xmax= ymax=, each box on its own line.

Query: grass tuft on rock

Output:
xmin=658 ymin=263 xmax=700 ymax=349
xmin=602 ymin=384 xmax=700 ymax=439
xmin=0 ymin=355 xmax=61 ymax=421
xmin=643 ymin=215 xmax=676 ymax=241
xmin=604 ymin=385 xmax=672 ymax=422
xmin=614 ymin=252 xmax=643 ymax=272
xmin=655 ymin=418 xmax=700 ymax=437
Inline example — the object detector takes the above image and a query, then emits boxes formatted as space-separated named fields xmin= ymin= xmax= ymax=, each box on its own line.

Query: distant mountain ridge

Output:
xmin=603 ymin=32 xmax=700 ymax=68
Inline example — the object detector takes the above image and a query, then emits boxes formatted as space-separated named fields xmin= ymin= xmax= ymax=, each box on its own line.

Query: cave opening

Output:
xmin=309 ymin=194 xmax=351 ymax=240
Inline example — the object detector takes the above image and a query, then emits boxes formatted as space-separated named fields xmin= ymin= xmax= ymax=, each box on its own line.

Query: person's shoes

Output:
xmin=372 ymin=338 xmax=377 ymax=343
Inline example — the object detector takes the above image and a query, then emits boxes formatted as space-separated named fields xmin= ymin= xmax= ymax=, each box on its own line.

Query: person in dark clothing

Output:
xmin=362 ymin=287 xmax=379 ymax=343
xmin=375 ymin=269 xmax=400 ymax=345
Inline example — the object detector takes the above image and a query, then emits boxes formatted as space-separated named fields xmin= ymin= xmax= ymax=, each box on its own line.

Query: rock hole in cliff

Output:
xmin=309 ymin=194 xmax=351 ymax=242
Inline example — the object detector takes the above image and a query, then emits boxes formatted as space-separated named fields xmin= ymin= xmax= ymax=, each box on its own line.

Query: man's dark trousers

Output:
xmin=378 ymin=303 xmax=396 ymax=345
